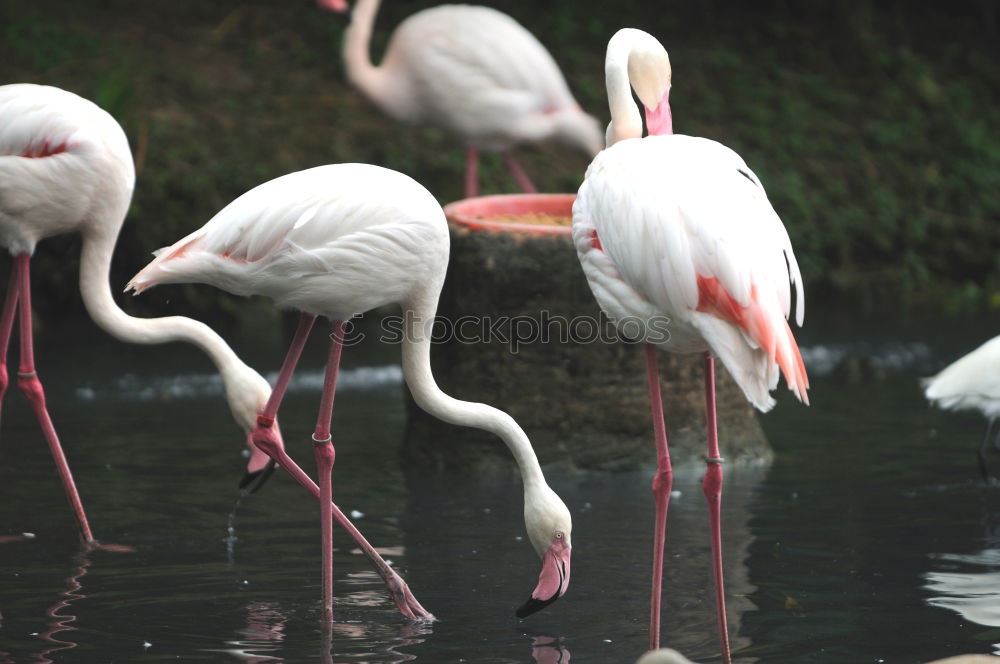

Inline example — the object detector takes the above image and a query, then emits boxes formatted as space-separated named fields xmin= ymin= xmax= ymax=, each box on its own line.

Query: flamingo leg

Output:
xmin=250 ymin=314 xmax=434 ymax=621
xmin=702 ymin=352 xmax=731 ymax=664
xmin=13 ymin=254 xmax=95 ymax=545
xmin=464 ymin=146 xmax=479 ymax=198
xmin=0 ymin=259 xmax=22 ymax=426
xmin=312 ymin=321 xmax=344 ymax=623
xmin=645 ymin=343 xmax=673 ymax=651
xmin=503 ymin=153 xmax=538 ymax=194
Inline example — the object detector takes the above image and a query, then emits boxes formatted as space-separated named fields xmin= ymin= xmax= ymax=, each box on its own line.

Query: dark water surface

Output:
xmin=1 ymin=317 xmax=1000 ymax=663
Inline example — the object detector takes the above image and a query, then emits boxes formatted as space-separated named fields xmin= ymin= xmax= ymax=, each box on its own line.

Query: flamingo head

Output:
xmin=516 ymin=484 xmax=573 ymax=618
xmin=221 ymin=365 xmax=282 ymax=493
xmin=316 ymin=0 xmax=349 ymax=13
xmin=626 ymin=31 xmax=672 ymax=137
xmin=605 ymin=29 xmax=673 ymax=143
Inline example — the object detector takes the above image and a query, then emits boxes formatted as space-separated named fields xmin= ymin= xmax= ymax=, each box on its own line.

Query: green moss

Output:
xmin=1 ymin=0 xmax=998 ymax=325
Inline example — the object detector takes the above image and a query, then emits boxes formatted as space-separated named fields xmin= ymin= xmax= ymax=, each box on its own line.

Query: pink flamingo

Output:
xmin=318 ymin=0 xmax=603 ymax=197
xmin=127 ymin=162 xmax=573 ymax=622
xmin=572 ymin=30 xmax=810 ymax=661
xmin=0 ymin=83 xmax=279 ymax=547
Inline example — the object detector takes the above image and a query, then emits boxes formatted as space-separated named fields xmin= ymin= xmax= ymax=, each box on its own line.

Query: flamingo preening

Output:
xmin=923 ymin=335 xmax=1000 ymax=480
xmin=319 ymin=0 xmax=604 ymax=197
xmin=0 ymin=83 xmax=279 ymax=547
xmin=572 ymin=30 xmax=810 ymax=661
xmin=127 ymin=162 xmax=573 ymax=622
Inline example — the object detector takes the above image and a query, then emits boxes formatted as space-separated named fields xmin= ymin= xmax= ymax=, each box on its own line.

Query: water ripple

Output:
xmin=74 ymin=364 xmax=403 ymax=402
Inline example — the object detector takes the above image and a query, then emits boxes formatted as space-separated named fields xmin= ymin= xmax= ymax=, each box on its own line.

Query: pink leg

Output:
xmin=14 ymin=254 xmax=95 ymax=545
xmin=0 ymin=260 xmax=22 ymax=426
xmin=464 ymin=146 xmax=479 ymax=198
xmin=503 ymin=153 xmax=538 ymax=194
xmin=250 ymin=314 xmax=434 ymax=621
xmin=645 ymin=344 xmax=673 ymax=651
xmin=703 ymin=352 xmax=731 ymax=664
xmin=313 ymin=321 xmax=344 ymax=623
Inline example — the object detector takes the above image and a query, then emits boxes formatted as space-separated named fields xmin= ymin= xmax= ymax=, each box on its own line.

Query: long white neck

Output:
xmin=604 ymin=34 xmax=643 ymax=146
xmin=342 ymin=0 xmax=392 ymax=108
xmin=399 ymin=294 xmax=547 ymax=490
xmin=77 ymin=225 xmax=259 ymax=430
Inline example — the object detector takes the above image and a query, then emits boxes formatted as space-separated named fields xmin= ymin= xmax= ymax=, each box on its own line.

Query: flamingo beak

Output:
xmin=644 ymin=85 xmax=673 ymax=136
xmin=516 ymin=538 xmax=571 ymax=618
xmin=239 ymin=435 xmax=277 ymax=494
xmin=316 ymin=0 xmax=349 ymax=13
xmin=239 ymin=458 xmax=276 ymax=495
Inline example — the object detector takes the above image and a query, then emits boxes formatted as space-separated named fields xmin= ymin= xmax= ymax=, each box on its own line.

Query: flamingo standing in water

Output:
xmin=572 ymin=30 xmax=810 ymax=660
xmin=0 ymin=83 xmax=280 ymax=547
xmin=127 ymin=162 xmax=573 ymax=622
xmin=923 ymin=335 xmax=1000 ymax=480
xmin=318 ymin=0 xmax=603 ymax=197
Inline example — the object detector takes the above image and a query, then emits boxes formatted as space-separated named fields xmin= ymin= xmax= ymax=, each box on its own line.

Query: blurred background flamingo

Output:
xmin=319 ymin=0 xmax=603 ymax=197
xmin=572 ymin=29 xmax=809 ymax=662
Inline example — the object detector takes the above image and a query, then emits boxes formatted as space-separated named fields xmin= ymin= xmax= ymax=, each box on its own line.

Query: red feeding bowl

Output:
xmin=443 ymin=193 xmax=575 ymax=235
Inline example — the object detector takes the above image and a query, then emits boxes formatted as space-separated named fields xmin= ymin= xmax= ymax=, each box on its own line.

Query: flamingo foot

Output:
xmin=385 ymin=569 xmax=436 ymax=622
xmin=249 ymin=422 xmax=436 ymax=621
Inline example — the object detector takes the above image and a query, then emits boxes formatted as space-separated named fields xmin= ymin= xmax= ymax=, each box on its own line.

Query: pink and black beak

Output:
xmin=239 ymin=435 xmax=277 ymax=494
xmin=516 ymin=538 xmax=571 ymax=618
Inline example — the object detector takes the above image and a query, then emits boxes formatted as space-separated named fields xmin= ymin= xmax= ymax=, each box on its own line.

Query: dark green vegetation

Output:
xmin=1 ymin=0 xmax=998 ymax=327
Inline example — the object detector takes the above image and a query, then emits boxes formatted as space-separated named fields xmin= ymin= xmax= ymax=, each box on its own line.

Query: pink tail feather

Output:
xmin=696 ymin=275 xmax=809 ymax=405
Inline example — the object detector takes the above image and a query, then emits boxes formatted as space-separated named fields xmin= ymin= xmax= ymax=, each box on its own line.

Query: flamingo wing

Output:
xmin=580 ymin=134 xmax=808 ymax=410
xmin=0 ymin=84 xmax=134 ymax=251
xmin=924 ymin=336 xmax=1000 ymax=418
xmin=387 ymin=6 xmax=577 ymax=143
xmin=127 ymin=164 xmax=446 ymax=318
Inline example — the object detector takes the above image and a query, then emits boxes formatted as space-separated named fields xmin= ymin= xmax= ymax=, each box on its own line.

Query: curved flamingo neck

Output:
xmin=604 ymin=52 xmax=643 ymax=146
xmin=399 ymin=296 xmax=546 ymax=489
xmin=77 ymin=226 xmax=250 ymax=406
xmin=342 ymin=0 xmax=392 ymax=108
xmin=604 ymin=29 xmax=673 ymax=145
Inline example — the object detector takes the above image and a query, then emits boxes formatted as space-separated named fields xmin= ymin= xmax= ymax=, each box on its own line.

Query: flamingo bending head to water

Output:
xmin=572 ymin=29 xmax=810 ymax=661
xmin=128 ymin=162 xmax=573 ymax=622
xmin=923 ymin=334 xmax=1000 ymax=481
xmin=0 ymin=83 xmax=279 ymax=547
xmin=319 ymin=0 xmax=603 ymax=197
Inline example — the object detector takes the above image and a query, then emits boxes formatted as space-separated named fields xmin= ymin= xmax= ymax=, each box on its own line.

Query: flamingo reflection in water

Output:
xmin=0 ymin=544 xmax=93 ymax=664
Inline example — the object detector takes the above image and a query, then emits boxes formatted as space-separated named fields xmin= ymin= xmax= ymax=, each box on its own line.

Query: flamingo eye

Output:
xmin=554 ymin=531 xmax=564 ymax=540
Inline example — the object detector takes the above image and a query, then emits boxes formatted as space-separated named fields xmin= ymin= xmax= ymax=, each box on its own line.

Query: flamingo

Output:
xmin=923 ymin=335 xmax=1000 ymax=480
xmin=126 ymin=162 xmax=573 ymax=622
xmin=572 ymin=29 xmax=810 ymax=660
xmin=0 ymin=83 xmax=281 ymax=547
xmin=318 ymin=0 xmax=603 ymax=198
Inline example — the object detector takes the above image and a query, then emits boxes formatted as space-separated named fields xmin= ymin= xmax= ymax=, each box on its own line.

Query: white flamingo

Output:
xmin=923 ymin=335 xmax=1000 ymax=480
xmin=0 ymin=83 xmax=277 ymax=547
xmin=319 ymin=0 xmax=603 ymax=197
xmin=127 ymin=162 xmax=573 ymax=622
xmin=572 ymin=29 xmax=810 ymax=661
